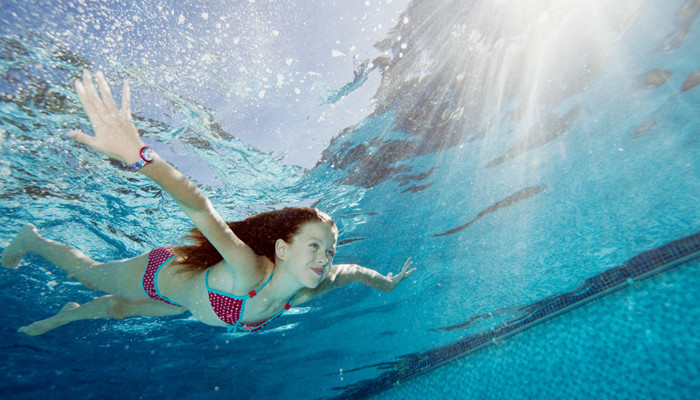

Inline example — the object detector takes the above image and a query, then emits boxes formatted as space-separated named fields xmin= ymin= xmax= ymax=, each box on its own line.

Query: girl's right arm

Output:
xmin=293 ymin=259 xmax=416 ymax=305
xmin=67 ymin=70 xmax=259 ymax=275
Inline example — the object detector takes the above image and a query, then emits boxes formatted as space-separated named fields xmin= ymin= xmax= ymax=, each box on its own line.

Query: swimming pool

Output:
xmin=1 ymin=0 xmax=698 ymax=399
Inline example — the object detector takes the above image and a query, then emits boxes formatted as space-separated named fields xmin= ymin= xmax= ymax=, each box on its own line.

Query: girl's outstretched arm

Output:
xmin=294 ymin=258 xmax=416 ymax=305
xmin=67 ymin=70 xmax=259 ymax=276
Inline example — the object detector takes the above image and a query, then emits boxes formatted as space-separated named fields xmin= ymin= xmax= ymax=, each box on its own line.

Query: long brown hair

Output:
xmin=171 ymin=207 xmax=336 ymax=269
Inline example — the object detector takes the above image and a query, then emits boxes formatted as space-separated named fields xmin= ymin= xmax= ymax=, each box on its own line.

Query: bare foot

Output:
xmin=19 ymin=302 xmax=80 ymax=336
xmin=1 ymin=224 xmax=39 ymax=268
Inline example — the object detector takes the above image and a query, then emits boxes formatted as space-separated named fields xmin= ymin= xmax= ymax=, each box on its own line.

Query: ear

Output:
xmin=275 ymin=239 xmax=288 ymax=260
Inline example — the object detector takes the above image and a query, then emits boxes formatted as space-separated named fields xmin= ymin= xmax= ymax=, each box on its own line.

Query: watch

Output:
xmin=126 ymin=146 xmax=154 ymax=171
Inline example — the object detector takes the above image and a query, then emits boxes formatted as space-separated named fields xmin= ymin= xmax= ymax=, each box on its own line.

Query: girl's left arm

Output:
xmin=294 ymin=258 xmax=416 ymax=305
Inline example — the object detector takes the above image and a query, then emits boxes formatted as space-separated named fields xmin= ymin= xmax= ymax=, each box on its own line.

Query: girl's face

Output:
xmin=279 ymin=221 xmax=338 ymax=288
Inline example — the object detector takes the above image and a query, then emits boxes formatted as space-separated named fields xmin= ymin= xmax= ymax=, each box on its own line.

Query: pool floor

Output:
xmin=365 ymin=251 xmax=700 ymax=399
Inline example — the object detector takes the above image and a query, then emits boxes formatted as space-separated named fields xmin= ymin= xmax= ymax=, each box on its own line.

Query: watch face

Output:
xmin=141 ymin=147 xmax=154 ymax=162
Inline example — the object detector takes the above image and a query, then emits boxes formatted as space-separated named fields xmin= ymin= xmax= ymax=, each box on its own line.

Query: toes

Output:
xmin=18 ymin=324 xmax=40 ymax=336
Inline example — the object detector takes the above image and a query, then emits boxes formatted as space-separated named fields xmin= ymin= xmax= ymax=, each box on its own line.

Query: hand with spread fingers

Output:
xmin=68 ymin=70 xmax=145 ymax=165
xmin=386 ymin=258 xmax=416 ymax=290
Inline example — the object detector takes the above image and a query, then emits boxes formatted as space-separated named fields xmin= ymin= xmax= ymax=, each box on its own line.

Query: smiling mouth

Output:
xmin=311 ymin=268 xmax=323 ymax=276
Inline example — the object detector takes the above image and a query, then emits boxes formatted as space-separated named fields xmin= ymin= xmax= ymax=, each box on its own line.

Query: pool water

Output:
xmin=369 ymin=256 xmax=700 ymax=400
xmin=1 ymin=0 xmax=699 ymax=399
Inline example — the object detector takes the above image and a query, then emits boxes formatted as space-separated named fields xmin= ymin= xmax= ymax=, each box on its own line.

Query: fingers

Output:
xmin=81 ymin=70 xmax=105 ymax=112
xmin=66 ymin=130 xmax=100 ymax=150
xmin=75 ymin=70 xmax=119 ymax=120
xmin=398 ymin=258 xmax=416 ymax=280
xmin=121 ymin=80 xmax=131 ymax=116
xmin=75 ymin=79 xmax=100 ymax=120
xmin=400 ymin=268 xmax=416 ymax=278
xmin=74 ymin=70 xmax=132 ymax=134
xmin=68 ymin=71 xmax=142 ymax=162
xmin=95 ymin=71 xmax=117 ymax=111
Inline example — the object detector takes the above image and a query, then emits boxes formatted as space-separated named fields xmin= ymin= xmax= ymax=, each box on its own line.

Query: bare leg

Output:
xmin=2 ymin=224 xmax=149 ymax=298
xmin=19 ymin=295 xmax=185 ymax=336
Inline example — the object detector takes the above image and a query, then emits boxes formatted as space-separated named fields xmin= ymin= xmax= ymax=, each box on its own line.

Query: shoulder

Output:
xmin=209 ymin=254 xmax=273 ymax=294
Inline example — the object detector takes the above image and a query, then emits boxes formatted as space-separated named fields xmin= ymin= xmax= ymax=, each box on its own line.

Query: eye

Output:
xmin=311 ymin=243 xmax=320 ymax=250
xmin=327 ymin=251 xmax=335 ymax=258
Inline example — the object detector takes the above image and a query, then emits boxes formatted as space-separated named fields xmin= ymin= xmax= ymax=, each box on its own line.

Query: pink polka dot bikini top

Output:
xmin=204 ymin=268 xmax=295 ymax=333
xmin=143 ymin=247 xmax=294 ymax=333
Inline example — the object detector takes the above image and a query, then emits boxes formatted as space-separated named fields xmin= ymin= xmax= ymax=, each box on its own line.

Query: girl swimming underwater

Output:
xmin=1 ymin=70 xmax=415 ymax=335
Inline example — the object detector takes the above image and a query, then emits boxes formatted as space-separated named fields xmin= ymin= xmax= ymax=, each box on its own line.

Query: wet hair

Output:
xmin=172 ymin=207 xmax=336 ymax=269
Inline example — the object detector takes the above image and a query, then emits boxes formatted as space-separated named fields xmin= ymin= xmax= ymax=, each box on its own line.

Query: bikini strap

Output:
xmin=285 ymin=293 xmax=296 ymax=309
xmin=237 ymin=293 xmax=296 ymax=333
xmin=248 ymin=269 xmax=274 ymax=298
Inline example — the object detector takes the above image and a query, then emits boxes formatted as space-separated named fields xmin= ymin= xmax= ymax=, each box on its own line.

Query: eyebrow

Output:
xmin=310 ymin=237 xmax=336 ymax=250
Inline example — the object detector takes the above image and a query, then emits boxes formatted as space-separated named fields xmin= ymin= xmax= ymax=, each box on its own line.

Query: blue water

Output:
xmin=370 ymin=258 xmax=700 ymax=400
xmin=1 ymin=0 xmax=699 ymax=399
